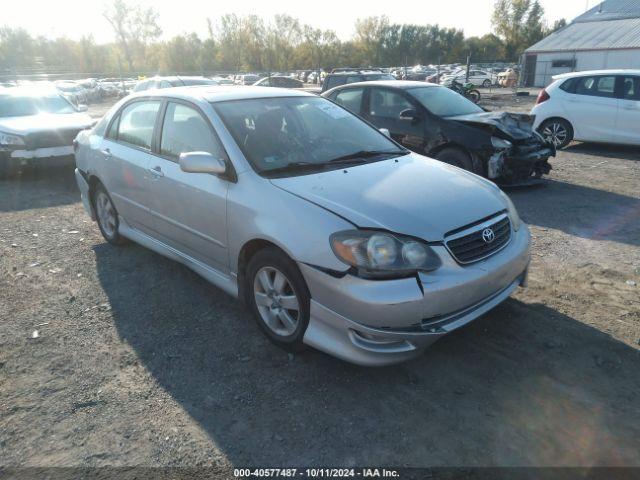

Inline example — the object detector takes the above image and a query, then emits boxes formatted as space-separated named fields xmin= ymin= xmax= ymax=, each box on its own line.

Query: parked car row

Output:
xmin=4 ymin=66 xmax=638 ymax=366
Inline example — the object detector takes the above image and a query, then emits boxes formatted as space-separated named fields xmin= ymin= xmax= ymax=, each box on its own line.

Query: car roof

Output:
xmin=553 ymin=69 xmax=640 ymax=80
xmin=128 ymin=85 xmax=315 ymax=103
xmin=327 ymin=80 xmax=442 ymax=92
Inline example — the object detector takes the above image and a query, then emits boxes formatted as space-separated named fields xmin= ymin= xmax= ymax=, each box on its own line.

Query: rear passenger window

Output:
xmin=117 ymin=101 xmax=161 ymax=149
xmin=106 ymin=114 xmax=120 ymax=140
xmin=574 ymin=76 xmax=616 ymax=98
xmin=160 ymin=102 xmax=226 ymax=159
xmin=559 ymin=78 xmax=576 ymax=93
xmin=333 ymin=88 xmax=364 ymax=114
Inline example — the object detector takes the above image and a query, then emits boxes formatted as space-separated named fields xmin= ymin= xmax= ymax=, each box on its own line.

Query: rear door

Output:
xmin=100 ymin=99 xmax=162 ymax=234
xmin=563 ymin=75 xmax=618 ymax=142
xmin=146 ymin=100 xmax=230 ymax=272
xmin=616 ymin=75 xmax=640 ymax=145
xmin=364 ymin=87 xmax=425 ymax=151
xmin=330 ymin=87 xmax=365 ymax=115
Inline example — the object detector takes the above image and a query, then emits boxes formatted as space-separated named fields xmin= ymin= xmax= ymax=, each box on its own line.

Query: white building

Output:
xmin=522 ymin=0 xmax=640 ymax=87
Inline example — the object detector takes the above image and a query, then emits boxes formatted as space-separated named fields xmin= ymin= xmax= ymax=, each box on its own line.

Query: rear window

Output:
xmin=116 ymin=101 xmax=161 ymax=149
xmin=574 ymin=76 xmax=616 ymax=98
xmin=559 ymin=78 xmax=576 ymax=93
xmin=333 ymin=88 xmax=364 ymax=114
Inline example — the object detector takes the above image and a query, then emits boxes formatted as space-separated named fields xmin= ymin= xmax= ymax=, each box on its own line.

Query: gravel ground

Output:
xmin=1 ymin=93 xmax=639 ymax=473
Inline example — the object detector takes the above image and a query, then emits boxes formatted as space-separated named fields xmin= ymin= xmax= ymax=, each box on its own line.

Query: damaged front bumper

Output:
xmin=486 ymin=142 xmax=555 ymax=185
xmin=299 ymin=225 xmax=531 ymax=366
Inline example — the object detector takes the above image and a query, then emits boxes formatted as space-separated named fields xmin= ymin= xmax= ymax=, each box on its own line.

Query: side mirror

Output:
xmin=399 ymin=108 xmax=417 ymax=121
xmin=379 ymin=128 xmax=391 ymax=138
xmin=179 ymin=152 xmax=227 ymax=175
xmin=77 ymin=104 xmax=88 ymax=112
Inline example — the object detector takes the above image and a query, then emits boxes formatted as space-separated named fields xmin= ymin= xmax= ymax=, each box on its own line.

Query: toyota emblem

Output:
xmin=482 ymin=228 xmax=496 ymax=243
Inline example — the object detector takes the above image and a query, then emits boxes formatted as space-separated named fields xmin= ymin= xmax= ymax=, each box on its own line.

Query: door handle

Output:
xmin=149 ymin=165 xmax=164 ymax=177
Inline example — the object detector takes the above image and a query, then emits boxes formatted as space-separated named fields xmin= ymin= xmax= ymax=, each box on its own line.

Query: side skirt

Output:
xmin=118 ymin=217 xmax=239 ymax=299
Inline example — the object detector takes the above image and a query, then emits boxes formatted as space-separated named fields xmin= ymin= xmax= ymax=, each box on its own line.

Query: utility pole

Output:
xmin=465 ymin=51 xmax=471 ymax=82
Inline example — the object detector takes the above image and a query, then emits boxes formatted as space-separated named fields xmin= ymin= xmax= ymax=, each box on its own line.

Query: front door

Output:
xmin=364 ymin=87 xmax=425 ymax=152
xmin=147 ymin=101 xmax=230 ymax=273
xmin=616 ymin=75 xmax=640 ymax=145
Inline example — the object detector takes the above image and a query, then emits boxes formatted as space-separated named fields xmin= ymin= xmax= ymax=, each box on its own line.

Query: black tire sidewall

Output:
xmin=93 ymin=183 xmax=126 ymax=245
xmin=246 ymin=247 xmax=310 ymax=351
xmin=436 ymin=148 xmax=474 ymax=172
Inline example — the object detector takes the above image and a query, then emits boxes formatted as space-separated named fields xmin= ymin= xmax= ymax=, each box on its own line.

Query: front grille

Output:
xmin=445 ymin=214 xmax=511 ymax=264
xmin=26 ymin=129 xmax=81 ymax=149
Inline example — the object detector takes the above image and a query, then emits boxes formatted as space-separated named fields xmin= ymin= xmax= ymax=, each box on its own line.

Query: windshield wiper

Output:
xmin=262 ymin=161 xmax=324 ymax=176
xmin=327 ymin=149 xmax=405 ymax=164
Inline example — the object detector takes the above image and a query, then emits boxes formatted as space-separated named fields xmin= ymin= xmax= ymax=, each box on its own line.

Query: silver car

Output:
xmin=74 ymin=86 xmax=530 ymax=366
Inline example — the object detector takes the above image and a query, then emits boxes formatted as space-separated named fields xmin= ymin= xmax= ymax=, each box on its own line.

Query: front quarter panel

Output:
xmin=227 ymin=171 xmax=354 ymax=274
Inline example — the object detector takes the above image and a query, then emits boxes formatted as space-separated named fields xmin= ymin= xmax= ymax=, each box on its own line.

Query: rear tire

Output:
xmin=246 ymin=247 xmax=310 ymax=352
xmin=539 ymin=118 xmax=573 ymax=149
xmin=482 ymin=79 xmax=492 ymax=88
xmin=92 ymin=183 xmax=128 ymax=245
xmin=435 ymin=148 xmax=475 ymax=172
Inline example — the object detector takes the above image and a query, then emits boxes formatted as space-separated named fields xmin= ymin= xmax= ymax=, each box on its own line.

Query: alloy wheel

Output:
xmin=542 ymin=122 xmax=568 ymax=147
xmin=253 ymin=266 xmax=300 ymax=337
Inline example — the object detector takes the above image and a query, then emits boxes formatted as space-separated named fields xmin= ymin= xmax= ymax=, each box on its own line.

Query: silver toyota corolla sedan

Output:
xmin=74 ymin=86 xmax=530 ymax=366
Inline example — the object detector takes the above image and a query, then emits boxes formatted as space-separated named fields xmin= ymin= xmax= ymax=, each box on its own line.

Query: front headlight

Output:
xmin=330 ymin=230 xmax=441 ymax=278
xmin=499 ymin=190 xmax=522 ymax=231
xmin=491 ymin=136 xmax=512 ymax=150
xmin=0 ymin=131 xmax=25 ymax=147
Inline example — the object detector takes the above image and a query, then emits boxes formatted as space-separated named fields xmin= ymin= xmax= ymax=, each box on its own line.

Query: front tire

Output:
xmin=482 ymin=79 xmax=492 ymax=88
xmin=93 ymin=183 xmax=127 ymax=245
xmin=539 ymin=118 xmax=573 ymax=149
xmin=435 ymin=147 xmax=475 ymax=172
xmin=246 ymin=247 xmax=310 ymax=352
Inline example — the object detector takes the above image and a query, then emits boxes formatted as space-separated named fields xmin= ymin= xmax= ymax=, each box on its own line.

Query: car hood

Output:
xmin=0 ymin=113 xmax=94 ymax=135
xmin=447 ymin=111 xmax=537 ymax=141
xmin=270 ymin=153 xmax=506 ymax=242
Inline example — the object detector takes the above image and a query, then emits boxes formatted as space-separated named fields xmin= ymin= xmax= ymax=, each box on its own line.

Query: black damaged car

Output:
xmin=323 ymin=80 xmax=555 ymax=185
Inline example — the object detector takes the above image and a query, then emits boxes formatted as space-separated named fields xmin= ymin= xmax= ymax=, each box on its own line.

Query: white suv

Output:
xmin=531 ymin=69 xmax=640 ymax=149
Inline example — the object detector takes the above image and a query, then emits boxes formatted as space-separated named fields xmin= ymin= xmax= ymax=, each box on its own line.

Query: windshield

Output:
xmin=214 ymin=96 xmax=404 ymax=176
xmin=408 ymin=86 xmax=483 ymax=117
xmin=0 ymin=94 xmax=77 ymax=117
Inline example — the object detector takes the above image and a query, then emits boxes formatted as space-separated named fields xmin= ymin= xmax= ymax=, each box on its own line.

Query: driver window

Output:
xmin=160 ymin=102 xmax=226 ymax=160
xmin=369 ymin=89 xmax=413 ymax=118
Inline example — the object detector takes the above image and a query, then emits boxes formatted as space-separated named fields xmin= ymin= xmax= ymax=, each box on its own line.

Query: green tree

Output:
xmin=491 ymin=0 xmax=546 ymax=60
xmin=103 ymin=0 xmax=162 ymax=71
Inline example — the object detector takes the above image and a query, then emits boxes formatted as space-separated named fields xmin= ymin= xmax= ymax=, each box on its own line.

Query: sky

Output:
xmin=5 ymin=0 xmax=592 ymax=42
